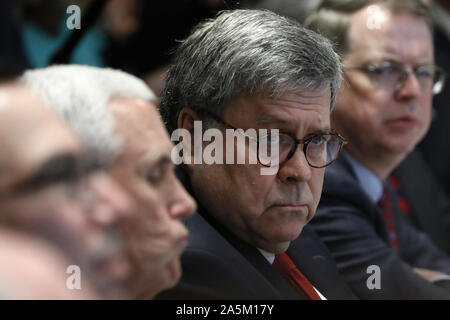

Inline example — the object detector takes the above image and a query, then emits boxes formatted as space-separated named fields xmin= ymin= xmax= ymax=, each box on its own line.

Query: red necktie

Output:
xmin=388 ymin=175 xmax=412 ymax=216
xmin=378 ymin=186 xmax=399 ymax=250
xmin=273 ymin=253 xmax=322 ymax=300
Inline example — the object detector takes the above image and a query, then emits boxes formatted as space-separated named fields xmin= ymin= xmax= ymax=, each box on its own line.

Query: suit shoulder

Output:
xmin=159 ymin=212 xmax=279 ymax=299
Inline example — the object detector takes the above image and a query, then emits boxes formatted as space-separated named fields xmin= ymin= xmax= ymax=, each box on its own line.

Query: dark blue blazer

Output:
xmin=156 ymin=167 xmax=357 ymax=300
xmin=419 ymin=27 xmax=450 ymax=195
xmin=309 ymin=151 xmax=450 ymax=299
xmin=393 ymin=150 xmax=450 ymax=255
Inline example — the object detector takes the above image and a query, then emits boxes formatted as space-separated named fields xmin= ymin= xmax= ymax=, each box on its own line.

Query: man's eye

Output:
xmin=145 ymin=159 xmax=174 ymax=186
xmin=267 ymin=134 xmax=280 ymax=144
xmin=415 ymin=66 xmax=434 ymax=79
xmin=146 ymin=168 xmax=164 ymax=185
xmin=369 ymin=64 xmax=396 ymax=75
xmin=309 ymin=135 xmax=326 ymax=146
xmin=259 ymin=134 xmax=280 ymax=145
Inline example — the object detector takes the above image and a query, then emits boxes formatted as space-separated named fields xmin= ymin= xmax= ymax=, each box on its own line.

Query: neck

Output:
xmin=346 ymin=148 xmax=406 ymax=180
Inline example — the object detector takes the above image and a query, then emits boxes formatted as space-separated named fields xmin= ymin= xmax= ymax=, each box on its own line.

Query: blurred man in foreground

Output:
xmin=22 ymin=65 xmax=196 ymax=299
xmin=0 ymin=82 xmax=133 ymax=299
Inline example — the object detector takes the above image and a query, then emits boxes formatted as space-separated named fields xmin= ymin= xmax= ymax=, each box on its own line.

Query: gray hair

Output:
xmin=160 ymin=9 xmax=342 ymax=133
xmin=21 ymin=65 xmax=156 ymax=165
xmin=305 ymin=0 xmax=432 ymax=56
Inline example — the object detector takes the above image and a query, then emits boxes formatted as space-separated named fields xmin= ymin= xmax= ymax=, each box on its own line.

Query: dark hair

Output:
xmin=0 ymin=55 xmax=23 ymax=83
xmin=305 ymin=0 xmax=432 ymax=56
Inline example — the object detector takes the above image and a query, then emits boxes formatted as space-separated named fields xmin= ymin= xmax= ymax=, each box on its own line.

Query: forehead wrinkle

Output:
xmin=135 ymin=134 xmax=173 ymax=168
xmin=347 ymin=41 xmax=433 ymax=68
xmin=255 ymin=107 xmax=330 ymax=136
xmin=256 ymin=116 xmax=330 ymax=131
xmin=383 ymin=44 xmax=433 ymax=65
xmin=257 ymin=117 xmax=291 ymax=126
xmin=260 ymin=93 xmax=329 ymax=111
xmin=112 ymin=99 xmax=173 ymax=160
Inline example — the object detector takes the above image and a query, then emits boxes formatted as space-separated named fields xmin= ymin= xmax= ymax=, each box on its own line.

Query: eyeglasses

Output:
xmin=201 ymin=111 xmax=348 ymax=168
xmin=345 ymin=61 xmax=446 ymax=95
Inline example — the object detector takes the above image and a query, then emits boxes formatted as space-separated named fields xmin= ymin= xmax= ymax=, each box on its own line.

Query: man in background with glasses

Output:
xmin=156 ymin=9 xmax=356 ymax=300
xmin=306 ymin=0 xmax=450 ymax=299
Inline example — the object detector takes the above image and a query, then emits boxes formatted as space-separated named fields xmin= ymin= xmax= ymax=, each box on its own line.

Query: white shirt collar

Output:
xmin=257 ymin=248 xmax=275 ymax=264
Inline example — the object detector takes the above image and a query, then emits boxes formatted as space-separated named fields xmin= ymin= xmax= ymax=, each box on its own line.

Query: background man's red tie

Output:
xmin=273 ymin=253 xmax=321 ymax=300
xmin=388 ymin=175 xmax=412 ymax=217
xmin=378 ymin=186 xmax=399 ymax=250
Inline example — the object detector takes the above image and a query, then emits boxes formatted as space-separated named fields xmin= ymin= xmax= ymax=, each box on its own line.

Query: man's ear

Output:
xmin=177 ymin=108 xmax=202 ymax=173
xmin=177 ymin=107 xmax=201 ymax=134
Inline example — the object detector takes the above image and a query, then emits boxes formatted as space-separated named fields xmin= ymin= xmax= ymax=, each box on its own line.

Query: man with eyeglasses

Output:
xmin=305 ymin=0 xmax=450 ymax=299
xmin=156 ymin=10 xmax=356 ymax=300
xmin=0 ymin=82 xmax=133 ymax=299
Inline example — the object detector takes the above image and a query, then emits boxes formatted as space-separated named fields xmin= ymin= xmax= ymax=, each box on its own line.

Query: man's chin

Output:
xmin=162 ymin=258 xmax=183 ymax=290
xmin=256 ymin=238 xmax=294 ymax=254
xmin=262 ymin=228 xmax=305 ymax=253
xmin=128 ymin=258 xmax=183 ymax=299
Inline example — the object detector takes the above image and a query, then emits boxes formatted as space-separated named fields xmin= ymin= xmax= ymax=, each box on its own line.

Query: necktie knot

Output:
xmin=273 ymin=252 xmax=296 ymax=273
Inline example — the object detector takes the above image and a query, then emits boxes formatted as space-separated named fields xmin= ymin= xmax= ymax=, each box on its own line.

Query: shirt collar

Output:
xmin=257 ymin=248 xmax=275 ymax=264
xmin=345 ymin=153 xmax=384 ymax=203
xmin=257 ymin=248 xmax=327 ymax=299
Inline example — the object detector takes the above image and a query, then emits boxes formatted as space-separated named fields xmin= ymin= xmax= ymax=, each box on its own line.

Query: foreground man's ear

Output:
xmin=177 ymin=107 xmax=202 ymax=173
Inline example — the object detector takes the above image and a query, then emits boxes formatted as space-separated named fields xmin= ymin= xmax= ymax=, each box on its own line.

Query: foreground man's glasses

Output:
xmin=346 ymin=61 xmax=446 ymax=95
xmin=202 ymin=110 xmax=348 ymax=168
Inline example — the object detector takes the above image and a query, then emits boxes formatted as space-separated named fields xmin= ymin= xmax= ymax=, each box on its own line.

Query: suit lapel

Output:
xmin=328 ymin=152 xmax=392 ymax=244
xmin=393 ymin=151 xmax=446 ymax=241
xmin=202 ymin=211 xmax=302 ymax=299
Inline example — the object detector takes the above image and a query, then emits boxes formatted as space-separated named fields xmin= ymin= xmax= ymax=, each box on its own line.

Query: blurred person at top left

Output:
xmin=0 ymin=74 xmax=134 ymax=299
xmin=0 ymin=1 xmax=29 ymax=70
xmin=19 ymin=0 xmax=141 ymax=68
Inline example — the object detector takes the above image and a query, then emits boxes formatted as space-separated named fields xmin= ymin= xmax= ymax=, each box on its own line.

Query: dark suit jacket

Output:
xmin=156 ymin=167 xmax=357 ymax=300
xmin=393 ymin=150 xmax=450 ymax=255
xmin=309 ymin=151 xmax=450 ymax=299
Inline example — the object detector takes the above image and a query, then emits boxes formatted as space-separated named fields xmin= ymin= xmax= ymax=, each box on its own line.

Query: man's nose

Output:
xmin=168 ymin=178 xmax=196 ymax=220
xmin=277 ymin=145 xmax=312 ymax=184
xmin=87 ymin=172 xmax=134 ymax=226
xmin=395 ymin=71 xmax=423 ymax=101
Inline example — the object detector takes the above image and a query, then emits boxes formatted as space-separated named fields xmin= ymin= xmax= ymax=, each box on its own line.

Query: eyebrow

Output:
xmin=257 ymin=117 xmax=292 ymax=126
xmin=257 ymin=117 xmax=331 ymax=134
xmin=11 ymin=153 xmax=101 ymax=195
xmin=360 ymin=56 xmax=434 ymax=67
xmin=304 ymin=128 xmax=334 ymax=138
